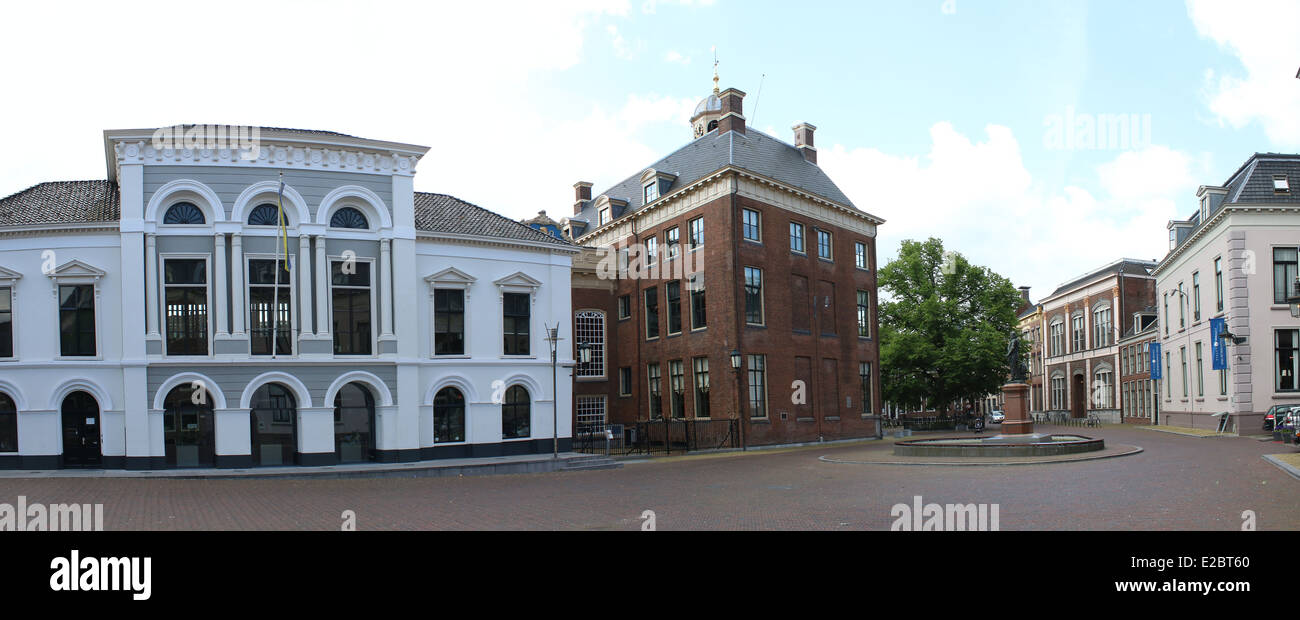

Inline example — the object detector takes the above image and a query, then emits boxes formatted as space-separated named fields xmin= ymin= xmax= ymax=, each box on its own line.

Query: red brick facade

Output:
xmin=571 ymin=176 xmax=881 ymax=447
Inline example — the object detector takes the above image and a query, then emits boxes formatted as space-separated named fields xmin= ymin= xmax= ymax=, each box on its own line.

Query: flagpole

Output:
xmin=272 ymin=171 xmax=283 ymax=359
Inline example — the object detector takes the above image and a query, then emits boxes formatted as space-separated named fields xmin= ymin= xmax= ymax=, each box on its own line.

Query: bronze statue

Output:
xmin=1008 ymin=337 xmax=1027 ymax=382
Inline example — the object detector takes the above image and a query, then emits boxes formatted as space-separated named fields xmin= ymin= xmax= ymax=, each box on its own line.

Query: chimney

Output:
xmin=793 ymin=122 xmax=817 ymax=164
xmin=717 ymin=88 xmax=746 ymax=135
xmin=1018 ymin=286 xmax=1031 ymax=305
xmin=574 ymin=181 xmax=592 ymax=215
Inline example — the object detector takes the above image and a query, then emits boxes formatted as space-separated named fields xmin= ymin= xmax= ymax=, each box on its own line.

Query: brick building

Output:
xmin=565 ymin=82 xmax=885 ymax=448
xmin=1038 ymin=259 xmax=1158 ymax=422
xmin=1118 ymin=309 xmax=1159 ymax=424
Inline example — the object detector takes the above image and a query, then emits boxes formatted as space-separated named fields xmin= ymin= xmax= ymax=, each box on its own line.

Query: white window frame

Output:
xmin=328 ymin=255 xmax=377 ymax=358
xmin=48 ymin=261 xmax=105 ymax=362
xmin=0 ymin=269 xmax=21 ymax=361
xmin=160 ymin=253 xmax=215 ymax=358
xmin=244 ymin=253 xmax=296 ymax=357
xmin=574 ymin=309 xmax=606 ymax=379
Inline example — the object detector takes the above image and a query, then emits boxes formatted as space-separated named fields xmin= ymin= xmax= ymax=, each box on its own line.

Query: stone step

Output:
xmin=559 ymin=462 xmax=623 ymax=472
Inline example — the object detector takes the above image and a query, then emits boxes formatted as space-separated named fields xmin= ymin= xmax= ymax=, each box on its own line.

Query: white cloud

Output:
xmin=820 ymin=124 xmax=1204 ymax=298
xmin=1187 ymin=0 xmax=1300 ymax=147
xmin=664 ymin=50 xmax=691 ymax=64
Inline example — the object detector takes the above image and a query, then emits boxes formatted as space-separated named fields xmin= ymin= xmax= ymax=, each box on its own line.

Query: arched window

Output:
xmin=334 ymin=383 xmax=375 ymax=463
xmin=1093 ymin=367 xmax=1114 ymax=409
xmin=247 ymin=203 xmax=283 ymax=226
xmin=163 ymin=384 xmax=215 ymax=467
xmin=502 ymin=385 xmax=530 ymax=439
xmin=707 ymin=120 xmax=719 ymax=133
xmin=250 ymin=383 xmax=297 ymax=466
xmin=0 ymin=392 xmax=16 ymax=453
xmin=434 ymin=387 xmax=466 ymax=444
xmin=163 ymin=202 xmax=205 ymax=225
xmin=330 ymin=207 xmax=369 ymax=229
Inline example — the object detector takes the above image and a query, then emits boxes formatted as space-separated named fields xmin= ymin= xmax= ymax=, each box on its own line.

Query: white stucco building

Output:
xmin=1153 ymin=153 xmax=1300 ymax=432
xmin=0 ymin=125 xmax=577 ymax=469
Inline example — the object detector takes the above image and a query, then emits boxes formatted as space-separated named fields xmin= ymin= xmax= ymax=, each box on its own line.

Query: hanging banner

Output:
xmin=1210 ymin=317 xmax=1229 ymax=371
xmin=1150 ymin=342 xmax=1162 ymax=380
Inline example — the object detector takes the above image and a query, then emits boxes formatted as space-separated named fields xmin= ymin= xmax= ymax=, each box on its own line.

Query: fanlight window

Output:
xmin=247 ymin=204 xmax=283 ymax=226
xmin=163 ymin=202 xmax=205 ymax=225
xmin=330 ymin=207 xmax=369 ymax=230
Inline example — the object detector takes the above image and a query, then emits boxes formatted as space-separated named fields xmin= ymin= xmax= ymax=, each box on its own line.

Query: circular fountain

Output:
xmin=893 ymin=433 xmax=1105 ymax=458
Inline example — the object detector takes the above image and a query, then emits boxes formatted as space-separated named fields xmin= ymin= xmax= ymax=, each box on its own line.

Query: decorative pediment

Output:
xmin=425 ymin=267 xmax=477 ymax=299
xmin=46 ymin=259 xmax=106 ymax=281
xmin=0 ymin=266 xmax=21 ymax=283
xmin=494 ymin=271 xmax=542 ymax=292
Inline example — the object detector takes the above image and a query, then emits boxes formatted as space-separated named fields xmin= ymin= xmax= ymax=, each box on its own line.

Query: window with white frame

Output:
xmin=1192 ymin=272 xmax=1201 ymax=321
xmin=855 ymin=242 xmax=868 ymax=270
xmin=576 ymin=396 xmax=607 ymax=432
xmin=58 ymin=284 xmax=96 ymax=357
xmin=1274 ymin=247 xmax=1298 ymax=304
xmin=332 ymin=260 xmax=372 ymax=356
xmin=669 ymin=360 xmax=685 ymax=419
xmin=1093 ymin=368 xmax=1113 ymax=408
xmin=248 ymin=258 xmax=292 ymax=356
xmin=665 ymin=227 xmax=680 ymax=259
xmin=693 ymin=357 xmax=710 ymax=418
xmin=816 ymin=229 xmax=832 ymax=260
xmin=502 ymin=292 xmax=530 ymax=356
xmin=1092 ymin=306 xmax=1111 ymax=348
xmin=163 ymin=258 xmax=210 ymax=356
xmin=1276 ymin=329 xmax=1298 ymax=392
xmin=1071 ymin=315 xmax=1085 ymax=351
xmin=747 ymin=354 xmax=768 ymax=418
xmin=1214 ymin=257 xmax=1223 ymax=313
xmin=741 ymin=209 xmax=760 ymax=242
xmin=790 ymin=222 xmax=805 ymax=254
xmin=575 ymin=310 xmax=606 ymax=378
xmin=0 ymin=287 xmax=12 ymax=358
xmin=1195 ymin=341 xmax=1204 ymax=397
xmin=434 ymin=289 xmax=465 ymax=356
xmin=688 ymin=217 xmax=704 ymax=250
xmin=648 ymin=363 xmax=663 ymax=419
xmin=1051 ymin=375 xmax=1065 ymax=410
xmin=1049 ymin=320 xmax=1063 ymax=357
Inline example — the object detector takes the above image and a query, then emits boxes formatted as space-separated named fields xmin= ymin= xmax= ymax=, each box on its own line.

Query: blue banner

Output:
xmin=1210 ymin=318 xmax=1229 ymax=371
xmin=1150 ymin=342 xmax=1162 ymax=380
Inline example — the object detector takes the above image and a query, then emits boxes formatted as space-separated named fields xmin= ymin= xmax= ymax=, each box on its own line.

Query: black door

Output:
xmin=163 ymin=385 xmax=216 ymax=467
xmin=61 ymin=391 xmax=102 ymax=468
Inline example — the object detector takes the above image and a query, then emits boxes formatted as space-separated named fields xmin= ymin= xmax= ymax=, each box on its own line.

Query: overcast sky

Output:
xmin=1 ymin=0 xmax=1296 ymax=298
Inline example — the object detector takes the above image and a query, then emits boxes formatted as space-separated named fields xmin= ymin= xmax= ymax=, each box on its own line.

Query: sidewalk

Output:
xmin=0 ymin=452 xmax=598 ymax=480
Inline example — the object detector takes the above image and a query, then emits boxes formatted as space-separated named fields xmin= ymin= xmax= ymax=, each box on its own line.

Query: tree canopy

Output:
xmin=878 ymin=238 xmax=1024 ymax=413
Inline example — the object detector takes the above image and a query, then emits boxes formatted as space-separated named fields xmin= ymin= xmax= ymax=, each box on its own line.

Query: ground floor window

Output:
xmin=250 ymin=383 xmax=297 ymax=466
xmin=334 ymin=383 xmax=375 ymax=463
xmin=502 ymin=385 xmax=531 ymax=439
xmin=0 ymin=392 xmax=15 ymax=452
xmin=1276 ymin=329 xmax=1298 ymax=392
xmin=747 ymin=355 xmax=767 ymax=418
xmin=163 ymin=384 xmax=215 ymax=467
xmin=1093 ymin=369 xmax=1113 ymax=408
xmin=693 ymin=357 xmax=710 ymax=419
xmin=576 ymin=396 xmax=606 ymax=431
xmin=435 ymin=387 xmax=466 ymax=443
xmin=1050 ymin=375 xmax=1065 ymax=410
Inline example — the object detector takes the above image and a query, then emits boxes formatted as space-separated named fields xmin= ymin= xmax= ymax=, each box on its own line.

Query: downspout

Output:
xmin=730 ymin=173 xmax=747 ymax=450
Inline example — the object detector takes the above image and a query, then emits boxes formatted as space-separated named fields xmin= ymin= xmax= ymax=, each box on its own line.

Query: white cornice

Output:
xmin=415 ymin=231 xmax=579 ymax=255
xmin=0 ymin=223 xmax=119 ymax=238
xmin=1153 ymin=202 xmax=1300 ymax=277
xmin=106 ymin=130 xmax=427 ymax=183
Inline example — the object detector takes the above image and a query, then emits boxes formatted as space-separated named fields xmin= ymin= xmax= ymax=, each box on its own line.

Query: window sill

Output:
xmin=1216 ymin=396 xmax=1229 ymax=402
xmin=742 ymin=239 xmax=763 ymax=246
xmin=690 ymin=326 xmax=707 ymax=333
xmin=618 ymin=393 xmax=632 ymax=399
xmin=745 ymin=323 xmax=767 ymax=329
xmin=1271 ymin=393 xmax=1300 ymax=399
xmin=433 ymin=355 xmax=471 ymax=360
xmin=791 ymin=251 xmax=807 ymax=257
xmin=575 ymin=377 xmax=606 ymax=383
xmin=825 ymin=416 xmax=840 ymax=422
xmin=750 ymin=418 xmax=771 ymax=425
xmin=500 ymin=355 xmax=537 ymax=360
xmin=796 ymin=417 xmax=815 ymax=423
xmin=818 ymin=258 xmax=834 ymax=264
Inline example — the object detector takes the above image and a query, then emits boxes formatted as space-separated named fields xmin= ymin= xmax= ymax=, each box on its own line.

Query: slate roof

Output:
xmin=1224 ymin=153 xmax=1300 ymax=204
xmin=0 ymin=180 xmax=119 ymax=227
xmin=1046 ymin=259 xmax=1156 ymax=300
xmin=414 ymin=192 xmax=573 ymax=248
xmin=575 ymin=128 xmax=878 ymax=228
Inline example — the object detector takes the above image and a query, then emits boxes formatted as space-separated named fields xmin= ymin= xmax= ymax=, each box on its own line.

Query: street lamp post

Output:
xmin=545 ymin=325 xmax=563 ymax=459
xmin=730 ymin=349 xmax=744 ymax=451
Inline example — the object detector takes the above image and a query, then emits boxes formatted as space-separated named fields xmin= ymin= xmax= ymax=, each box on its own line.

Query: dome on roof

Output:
xmin=693 ymin=94 xmax=722 ymax=118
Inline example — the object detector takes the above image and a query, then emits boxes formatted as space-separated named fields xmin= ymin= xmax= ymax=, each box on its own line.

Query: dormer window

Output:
xmin=1275 ymin=176 xmax=1290 ymax=193
xmin=644 ymin=183 xmax=659 ymax=204
xmin=599 ymin=208 xmax=611 ymax=226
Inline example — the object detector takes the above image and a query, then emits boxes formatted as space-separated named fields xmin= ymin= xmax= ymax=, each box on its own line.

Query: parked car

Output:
xmin=989 ymin=410 xmax=1006 ymax=424
xmin=1263 ymin=404 xmax=1297 ymax=431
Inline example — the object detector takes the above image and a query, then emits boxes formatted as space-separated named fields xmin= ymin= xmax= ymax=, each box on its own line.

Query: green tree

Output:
xmin=878 ymin=238 xmax=1023 ymax=414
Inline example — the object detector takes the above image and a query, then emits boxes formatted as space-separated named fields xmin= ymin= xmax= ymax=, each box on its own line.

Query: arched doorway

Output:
xmin=333 ymin=383 xmax=375 ymax=463
xmin=61 ymin=391 xmax=101 ymax=468
xmin=0 ymin=392 xmax=17 ymax=454
xmin=1071 ymin=373 xmax=1085 ymax=419
xmin=250 ymin=383 xmax=297 ymax=466
xmin=163 ymin=384 xmax=216 ymax=467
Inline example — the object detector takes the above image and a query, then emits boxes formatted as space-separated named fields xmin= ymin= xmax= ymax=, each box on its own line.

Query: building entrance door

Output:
xmin=1071 ymin=374 xmax=1086 ymax=418
xmin=61 ymin=391 xmax=102 ymax=468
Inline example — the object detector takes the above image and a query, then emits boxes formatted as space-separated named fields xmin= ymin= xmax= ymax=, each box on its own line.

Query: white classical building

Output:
xmin=1154 ymin=153 xmax=1300 ymax=432
xmin=0 ymin=126 xmax=577 ymax=469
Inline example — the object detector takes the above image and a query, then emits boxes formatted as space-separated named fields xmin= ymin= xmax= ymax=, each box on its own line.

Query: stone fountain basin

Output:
xmin=893 ymin=434 xmax=1104 ymax=458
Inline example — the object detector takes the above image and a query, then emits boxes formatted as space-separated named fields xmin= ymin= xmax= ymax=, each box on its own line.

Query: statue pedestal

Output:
xmin=1000 ymin=382 xmax=1033 ymax=435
